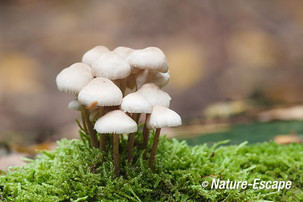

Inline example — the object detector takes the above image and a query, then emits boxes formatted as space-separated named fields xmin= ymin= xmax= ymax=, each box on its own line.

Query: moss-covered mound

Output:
xmin=1 ymin=135 xmax=303 ymax=201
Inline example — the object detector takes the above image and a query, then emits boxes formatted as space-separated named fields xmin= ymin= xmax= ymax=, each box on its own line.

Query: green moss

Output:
xmin=1 ymin=133 xmax=303 ymax=201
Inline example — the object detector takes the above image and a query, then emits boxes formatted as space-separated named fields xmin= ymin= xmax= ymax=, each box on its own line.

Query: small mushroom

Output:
xmin=149 ymin=70 xmax=170 ymax=88
xmin=78 ymin=77 xmax=123 ymax=148
xmin=120 ymin=92 xmax=152 ymax=163
xmin=127 ymin=47 xmax=168 ymax=73
xmin=56 ymin=63 xmax=93 ymax=94
xmin=68 ymin=100 xmax=81 ymax=111
xmin=136 ymin=70 xmax=170 ymax=89
xmin=137 ymin=83 xmax=171 ymax=151
xmin=147 ymin=105 xmax=182 ymax=169
xmin=121 ymin=92 xmax=152 ymax=114
xmin=56 ymin=63 xmax=94 ymax=143
xmin=137 ymin=83 xmax=171 ymax=107
xmin=94 ymin=110 xmax=137 ymax=176
xmin=113 ymin=46 xmax=134 ymax=59
xmin=78 ymin=77 xmax=123 ymax=107
xmin=82 ymin=46 xmax=109 ymax=66
xmin=113 ymin=46 xmax=142 ymax=74
xmin=92 ymin=52 xmax=131 ymax=80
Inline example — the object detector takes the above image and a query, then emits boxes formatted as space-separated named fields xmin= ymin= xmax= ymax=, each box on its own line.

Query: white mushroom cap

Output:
xmin=151 ymin=71 xmax=170 ymax=88
xmin=113 ymin=46 xmax=134 ymax=59
xmin=78 ymin=77 xmax=122 ymax=106
xmin=147 ymin=105 xmax=182 ymax=129
xmin=82 ymin=46 xmax=109 ymax=66
xmin=68 ymin=100 xmax=81 ymax=111
xmin=113 ymin=47 xmax=140 ymax=74
xmin=92 ymin=52 xmax=131 ymax=80
xmin=120 ymin=92 xmax=152 ymax=114
xmin=136 ymin=70 xmax=170 ymax=89
xmin=127 ymin=47 xmax=168 ymax=73
xmin=137 ymin=83 xmax=171 ymax=107
xmin=56 ymin=63 xmax=93 ymax=94
xmin=94 ymin=110 xmax=137 ymax=134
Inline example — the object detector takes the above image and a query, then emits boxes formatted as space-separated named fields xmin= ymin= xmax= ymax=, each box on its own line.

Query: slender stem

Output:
xmin=128 ymin=132 xmax=135 ymax=163
xmin=113 ymin=133 xmax=120 ymax=177
xmin=100 ymin=134 xmax=106 ymax=162
xmin=131 ymin=113 xmax=137 ymax=121
xmin=82 ymin=106 xmax=99 ymax=148
xmin=127 ymin=113 xmax=137 ymax=164
xmin=136 ymin=113 xmax=141 ymax=124
xmin=149 ymin=128 xmax=161 ymax=170
xmin=80 ymin=107 xmax=88 ymax=134
xmin=121 ymin=79 xmax=127 ymax=96
xmin=142 ymin=114 xmax=150 ymax=151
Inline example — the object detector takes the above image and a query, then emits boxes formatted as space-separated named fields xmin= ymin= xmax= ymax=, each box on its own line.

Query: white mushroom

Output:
xmin=120 ymin=92 xmax=152 ymax=114
xmin=56 ymin=63 xmax=93 ymax=94
xmin=92 ymin=52 xmax=131 ymax=80
xmin=113 ymin=46 xmax=142 ymax=75
xmin=137 ymin=83 xmax=171 ymax=151
xmin=147 ymin=105 xmax=182 ymax=129
xmin=78 ymin=77 xmax=123 ymax=107
xmin=68 ymin=100 xmax=81 ymax=111
xmin=94 ymin=110 xmax=137 ymax=134
xmin=127 ymin=47 xmax=168 ymax=73
xmin=150 ymin=70 xmax=170 ymax=88
xmin=78 ymin=77 xmax=123 ymax=149
xmin=82 ymin=46 xmax=109 ymax=66
xmin=147 ymin=105 xmax=182 ymax=169
xmin=136 ymin=70 xmax=170 ymax=89
xmin=120 ymin=92 xmax=152 ymax=162
xmin=137 ymin=83 xmax=171 ymax=107
xmin=113 ymin=46 xmax=134 ymax=59
xmin=94 ymin=110 xmax=137 ymax=176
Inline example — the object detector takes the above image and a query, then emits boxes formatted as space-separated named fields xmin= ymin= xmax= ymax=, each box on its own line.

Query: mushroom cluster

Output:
xmin=56 ymin=46 xmax=182 ymax=176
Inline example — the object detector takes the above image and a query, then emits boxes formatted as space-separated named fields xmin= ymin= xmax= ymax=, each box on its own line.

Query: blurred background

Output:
xmin=1 ymin=0 xmax=303 ymax=169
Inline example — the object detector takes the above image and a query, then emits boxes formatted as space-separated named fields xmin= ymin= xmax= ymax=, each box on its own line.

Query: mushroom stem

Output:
xmin=120 ymin=79 xmax=127 ymax=96
xmin=127 ymin=133 xmax=135 ymax=163
xmin=82 ymin=106 xmax=99 ymax=148
xmin=149 ymin=128 xmax=161 ymax=169
xmin=136 ymin=113 xmax=141 ymax=124
xmin=142 ymin=114 xmax=150 ymax=151
xmin=113 ymin=133 xmax=120 ymax=177
xmin=127 ymin=113 xmax=137 ymax=163
xmin=80 ymin=108 xmax=88 ymax=134
xmin=100 ymin=134 xmax=106 ymax=162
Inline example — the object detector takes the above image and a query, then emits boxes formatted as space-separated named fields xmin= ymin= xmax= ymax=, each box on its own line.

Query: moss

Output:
xmin=0 ymin=132 xmax=303 ymax=201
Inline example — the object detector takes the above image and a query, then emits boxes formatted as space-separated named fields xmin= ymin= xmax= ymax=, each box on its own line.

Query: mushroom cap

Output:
xmin=127 ymin=47 xmax=168 ymax=73
xmin=94 ymin=110 xmax=137 ymax=134
xmin=136 ymin=70 xmax=170 ymax=89
xmin=120 ymin=92 xmax=152 ymax=114
xmin=68 ymin=100 xmax=81 ymax=111
xmin=92 ymin=52 xmax=131 ymax=80
xmin=113 ymin=46 xmax=134 ymax=59
xmin=78 ymin=77 xmax=122 ymax=106
xmin=113 ymin=47 xmax=140 ymax=74
xmin=56 ymin=63 xmax=93 ymax=94
xmin=82 ymin=46 xmax=109 ymax=66
xmin=151 ymin=70 xmax=170 ymax=88
xmin=137 ymin=83 xmax=171 ymax=107
xmin=147 ymin=105 xmax=182 ymax=129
